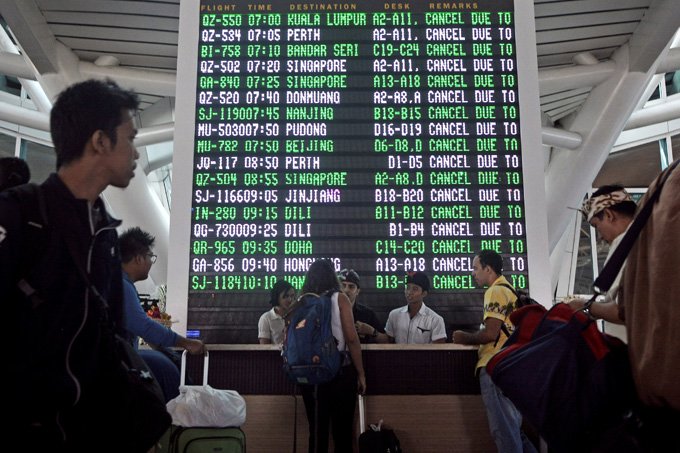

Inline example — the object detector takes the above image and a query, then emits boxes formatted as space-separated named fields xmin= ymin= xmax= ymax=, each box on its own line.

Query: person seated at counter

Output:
xmin=119 ymin=227 xmax=205 ymax=402
xmin=374 ymin=271 xmax=446 ymax=344
xmin=338 ymin=268 xmax=385 ymax=343
xmin=258 ymin=279 xmax=296 ymax=344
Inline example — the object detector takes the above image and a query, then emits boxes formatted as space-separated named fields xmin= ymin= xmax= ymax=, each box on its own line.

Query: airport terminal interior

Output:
xmin=1 ymin=1 xmax=679 ymax=451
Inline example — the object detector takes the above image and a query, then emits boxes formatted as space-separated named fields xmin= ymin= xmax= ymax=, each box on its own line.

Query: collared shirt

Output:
xmin=385 ymin=303 xmax=447 ymax=344
xmin=258 ymin=307 xmax=286 ymax=344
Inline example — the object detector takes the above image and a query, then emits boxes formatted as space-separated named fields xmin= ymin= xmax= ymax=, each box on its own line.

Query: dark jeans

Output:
xmin=138 ymin=349 xmax=180 ymax=402
xmin=301 ymin=364 xmax=358 ymax=453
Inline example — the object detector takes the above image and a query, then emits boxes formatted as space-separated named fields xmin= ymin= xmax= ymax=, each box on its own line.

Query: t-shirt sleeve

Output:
xmin=431 ymin=314 xmax=447 ymax=342
xmin=258 ymin=312 xmax=271 ymax=339
xmin=384 ymin=310 xmax=396 ymax=337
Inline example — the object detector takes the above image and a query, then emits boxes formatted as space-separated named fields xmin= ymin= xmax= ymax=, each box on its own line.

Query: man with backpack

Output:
xmin=0 ymin=79 xmax=143 ymax=450
xmin=452 ymin=250 xmax=537 ymax=453
xmin=564 ymin=185 xmax=636 ymax=342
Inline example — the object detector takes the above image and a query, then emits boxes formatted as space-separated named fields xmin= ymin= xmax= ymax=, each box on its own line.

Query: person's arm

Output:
xmin=565 ymin=298 xmax=624 ymax=324
xmin=374 ymin=312 xmax=395 ymax=343
xmin=372 ymin=331 xmax=394 ymax=343
xmin=453 ymin=317 xmax=503 ymax=345
xmin=0 ymin=196 xmax=22 ymax=301
xmin=257 ymin=312 xmax=273 ymax=344
xmin=338 ymin=292 xmax=366 ymax=394
xmin=175 ymin=335 xmax=205 ymax=354
xmin=122 ymin=279 xmax=178 ymax=347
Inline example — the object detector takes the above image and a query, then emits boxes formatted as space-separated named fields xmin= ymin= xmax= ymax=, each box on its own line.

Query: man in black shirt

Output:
xmin=338 ymin=268 xmax=384 ymax=343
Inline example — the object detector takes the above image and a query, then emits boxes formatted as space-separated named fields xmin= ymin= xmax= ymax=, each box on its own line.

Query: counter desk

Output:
xmin=184 ymin=344 xmax=494 ymax=452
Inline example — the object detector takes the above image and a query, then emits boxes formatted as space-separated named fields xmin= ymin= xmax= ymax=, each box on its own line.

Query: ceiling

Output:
xmin=0 ymin=0 xmax=671 ymax=116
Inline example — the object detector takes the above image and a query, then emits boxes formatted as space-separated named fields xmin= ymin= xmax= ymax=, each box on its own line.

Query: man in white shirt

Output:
xmin=375 ymin=271 xmax=446 ymax=344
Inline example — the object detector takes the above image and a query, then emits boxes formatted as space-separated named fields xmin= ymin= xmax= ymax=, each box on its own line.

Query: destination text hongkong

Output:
xmin=199 ymin=2 xmax=480 ymax=12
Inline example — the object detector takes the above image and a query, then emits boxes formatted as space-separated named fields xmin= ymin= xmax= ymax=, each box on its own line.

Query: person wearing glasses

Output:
xmin=258 ymin=279 xmax=296 ymax=344
xmin=118 ymin=226 xmax=205 ymax=401
xmin=337 ymin=268 xmax=385 ymax=343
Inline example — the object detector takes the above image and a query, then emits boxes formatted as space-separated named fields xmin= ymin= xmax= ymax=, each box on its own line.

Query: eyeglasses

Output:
xmin=147 ymin=253 xmax=157 ymax=264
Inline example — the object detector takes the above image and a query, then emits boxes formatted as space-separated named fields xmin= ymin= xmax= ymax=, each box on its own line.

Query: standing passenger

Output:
xmin=619 ymin=161 xmax=680 ymax=450
xmin=565 ymin=185 xmax=635 ymax=342
xmin=337 ymin=268 xmax=384 ymax=343
xmin=375 ymin=271 xmax=446 ymax=344
xmin=258 ymin=279 xmax=295 ymax=344
xmin=0 ymin=79 xmax=146 ymax=450
xmin=299 ymin=259 xmax=366 ymax=453
xmin=452 ymin=250 xmax=537 ymax=453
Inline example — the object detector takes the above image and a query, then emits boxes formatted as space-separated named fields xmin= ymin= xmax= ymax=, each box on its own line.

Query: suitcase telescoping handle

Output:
xmin=358 ymin=394 xmax=366 ymax=434
xmin=180 ymin=349 xmax=210 ymax=386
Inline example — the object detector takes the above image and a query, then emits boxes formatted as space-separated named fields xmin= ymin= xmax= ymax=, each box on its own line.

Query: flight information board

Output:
xmin=170 ymin=0 xmax=546 ymax=343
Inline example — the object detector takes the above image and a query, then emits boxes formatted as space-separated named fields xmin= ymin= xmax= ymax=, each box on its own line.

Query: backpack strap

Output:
xmin=282 ymin=292 xmax=320 ymax=321
xmin=593 ymin=159 xmax=680 ymax=294
xmin=11 ymin=183 xmax=50 ymax=308
xmin=492 ymin=282 xmax=517 ymax=346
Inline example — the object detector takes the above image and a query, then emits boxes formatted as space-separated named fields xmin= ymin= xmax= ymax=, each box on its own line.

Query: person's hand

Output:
xmin=452 ymin=330 xmax=466 ymax=344
xmin=357 ymin=373 xmax=367 ymax=395
xmin=563 ymin=297 xmax=587 ymax=311
xmin=355 ymin=321 xmax=375 ymax=337
xmin=185 ymin=338 xmax=206 ymax=355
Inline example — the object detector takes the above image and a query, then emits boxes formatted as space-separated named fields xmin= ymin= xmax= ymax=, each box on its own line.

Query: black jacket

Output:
xmin=1 ymin=174 xmax=124 ymax=445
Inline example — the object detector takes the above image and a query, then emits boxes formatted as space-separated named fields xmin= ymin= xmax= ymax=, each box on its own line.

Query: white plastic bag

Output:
xmin=166 ymin=351 xmax=246 ymax=427
xmin=167 ymin=385 xmax=246 ymax=427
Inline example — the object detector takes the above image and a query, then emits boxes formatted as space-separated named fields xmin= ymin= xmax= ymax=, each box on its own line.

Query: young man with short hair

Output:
xmin=119 ymin=227 xmax=205 ymax=401
xmin=453 ymin=250 xmax=536 ymax=453
xmin=377 ymin=271 xmax=446 ymax=344
xmin=1 ymin=79 xmax=144 ymax=450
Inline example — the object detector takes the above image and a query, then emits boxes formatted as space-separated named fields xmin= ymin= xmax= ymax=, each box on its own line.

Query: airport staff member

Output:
xmin=375 ymin=271 xmax=446 ymax=344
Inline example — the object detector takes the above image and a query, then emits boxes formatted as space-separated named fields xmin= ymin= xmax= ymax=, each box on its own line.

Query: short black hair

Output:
xmin=50 ymin=79 xmax=139 ymax=168
xmin=476 ymin=249 xmax=503 ymax=275
xmin=269 ymin=279 xmax=294 ymax=306
xmin=591 ymin=184 xmax=637 ymax=219
xmin=118 ymin=227 xmax=155 ymax=263
xmin=0 ymin=157 xmax=30 ymax=191
xmin=406 ymin=271 xmax=430 ymax=292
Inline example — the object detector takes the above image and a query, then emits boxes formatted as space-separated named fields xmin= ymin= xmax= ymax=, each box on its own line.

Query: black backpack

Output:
xmin=359 ymin=427 xmax=402 ymax=453
xmin=494 ymin=282 xmax=539 ymax=346
xmin=497 ymin=282 xmax=539 ymax=309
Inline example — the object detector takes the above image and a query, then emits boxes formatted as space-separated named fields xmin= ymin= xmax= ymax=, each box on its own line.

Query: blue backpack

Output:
xmin=282 ymin=291 xmax=342 ymax=385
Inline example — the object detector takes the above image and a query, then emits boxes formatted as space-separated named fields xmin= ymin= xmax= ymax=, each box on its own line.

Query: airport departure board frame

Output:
xmin=168 ymin=0 xmax=550 ymax=343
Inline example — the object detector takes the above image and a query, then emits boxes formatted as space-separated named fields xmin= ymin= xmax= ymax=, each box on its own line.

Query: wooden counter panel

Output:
xmin=241 ymin=395 xmax=495 ymax=453
xmin=186 ymin=346 xmax=480 ymax=395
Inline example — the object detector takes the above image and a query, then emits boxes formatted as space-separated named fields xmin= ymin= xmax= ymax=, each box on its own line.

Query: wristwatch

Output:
xmin=371 ymin=328 xmax=378 ymax=338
